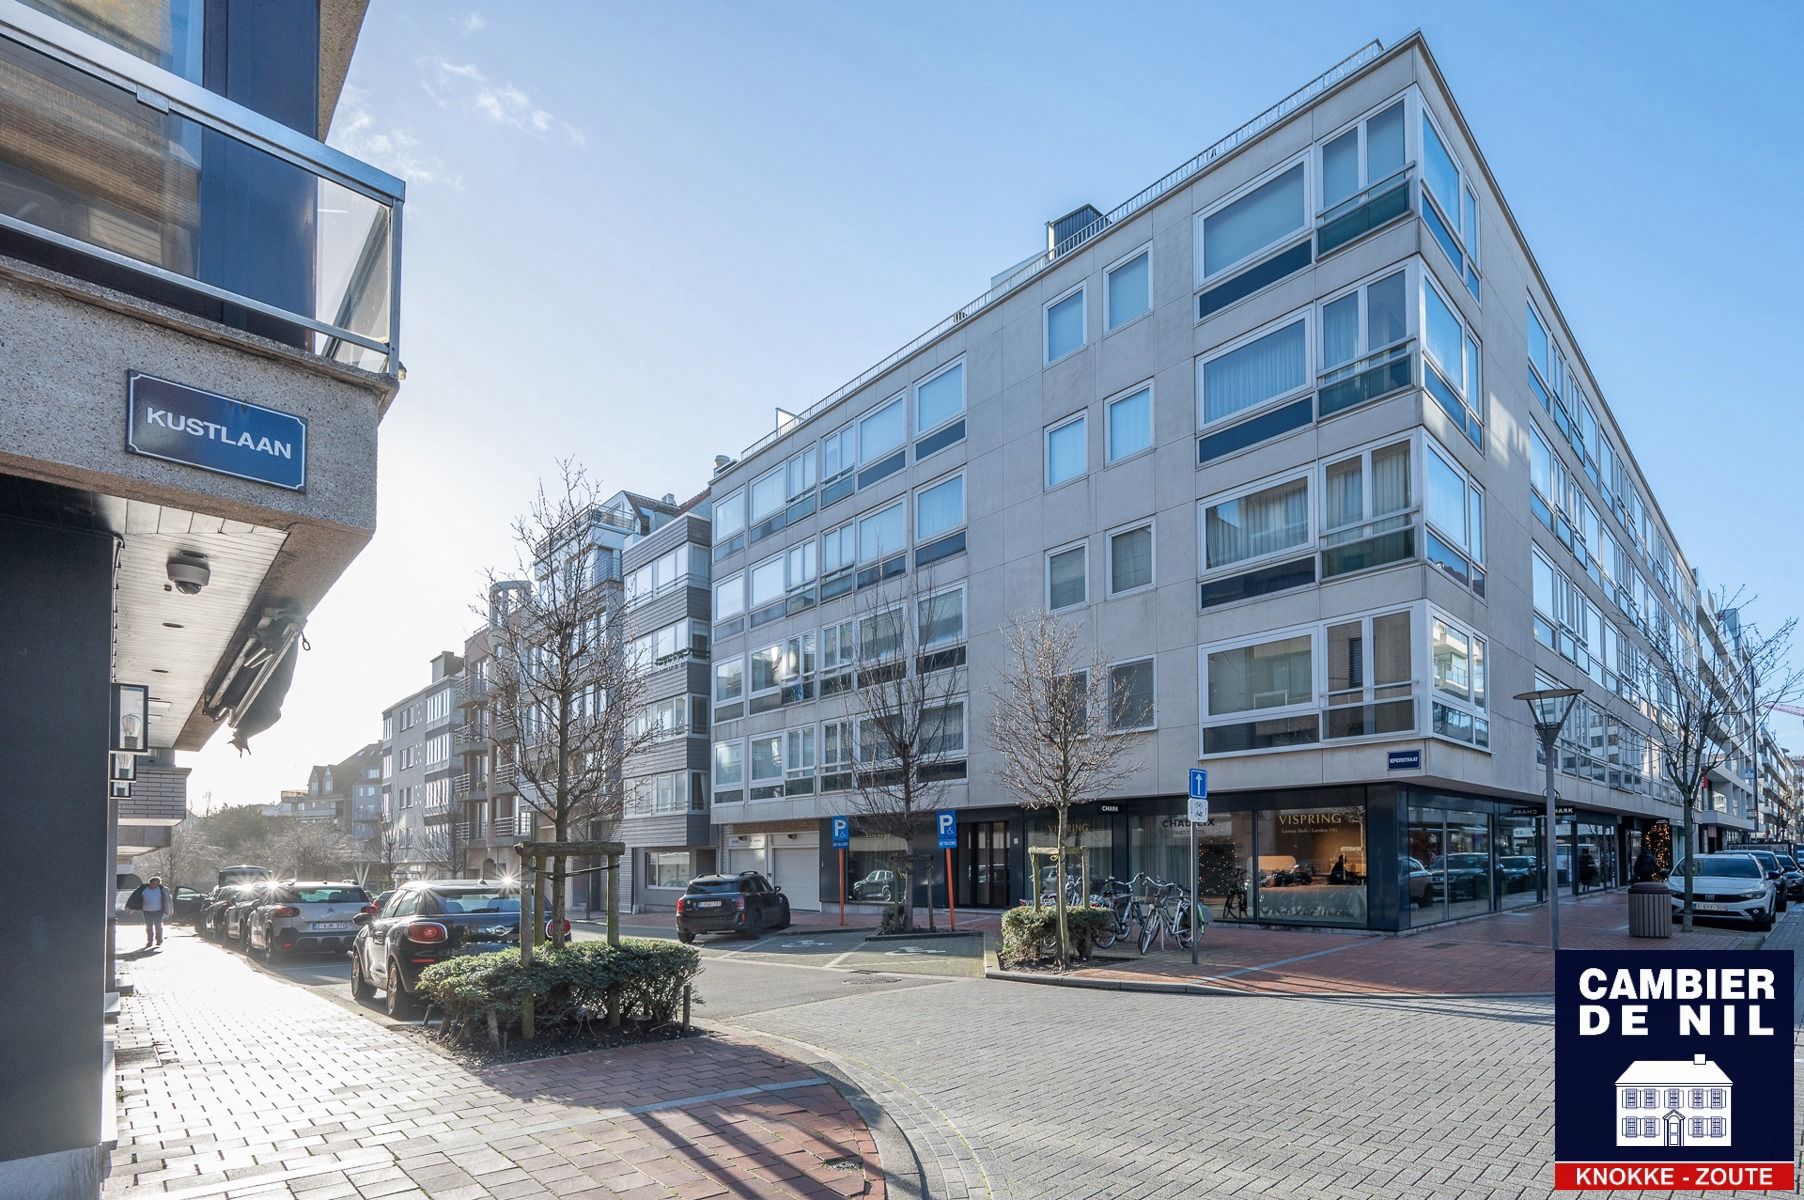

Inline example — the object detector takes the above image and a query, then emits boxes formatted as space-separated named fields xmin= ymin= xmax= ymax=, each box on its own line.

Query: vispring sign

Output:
xmin=1554 ymin=950 xmax=1793 ymax=1190
xmin=126 ymin=373 xmax=307 ymax=491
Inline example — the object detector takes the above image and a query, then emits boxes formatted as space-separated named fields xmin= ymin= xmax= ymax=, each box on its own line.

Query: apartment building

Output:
xmin=380 ymin=652 xmax=464 ymax=877
xmin=297 ymin=743 xmax=383 ymax=839
xmin=0 ymin=2 xmax=404 ymax=1193
xmin=705 ymin=33 xmax=1754 ymax=927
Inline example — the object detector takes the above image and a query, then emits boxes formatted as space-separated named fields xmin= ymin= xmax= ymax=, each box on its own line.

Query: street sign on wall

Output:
xmin=126 ymin=372 xmax=307 ymax=491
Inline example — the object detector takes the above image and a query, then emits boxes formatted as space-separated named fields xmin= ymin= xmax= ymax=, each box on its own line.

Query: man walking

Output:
xmin=129 ymin=876 xmax=170 ymax=948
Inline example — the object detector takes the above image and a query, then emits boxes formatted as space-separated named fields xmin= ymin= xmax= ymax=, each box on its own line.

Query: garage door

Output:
xmin=772 ymin=846 xmax=821 ymax=911
xmin=724 ymin=848 xmax=763 ymax=878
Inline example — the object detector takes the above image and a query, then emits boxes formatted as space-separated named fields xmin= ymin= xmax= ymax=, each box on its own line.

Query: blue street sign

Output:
xmin=936 ymin=810 xmax=957 ymax=850
xmin=126 ymin=372 xmax=307 ymax=491
xmin=830 ymin=816 xmax=850 ymax=849
xmin=1388 ymin=748 xmax=1422 ymax=771
xmin=1187 ymin=768 xmax=1209 ymax=800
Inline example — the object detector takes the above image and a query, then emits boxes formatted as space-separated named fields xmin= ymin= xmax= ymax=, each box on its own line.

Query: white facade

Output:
xmin=1615 ymin=1056 xmax=1732 ymax=1148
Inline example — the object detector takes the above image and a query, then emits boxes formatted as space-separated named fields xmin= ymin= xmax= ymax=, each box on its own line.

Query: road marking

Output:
xmin=884 ymin=946 xmax=949 ymax=956
xmin=625 ymin=1076 xmax=828 ymax=1114
xmin=1206 ymin=939 xmax=1372 ymax=980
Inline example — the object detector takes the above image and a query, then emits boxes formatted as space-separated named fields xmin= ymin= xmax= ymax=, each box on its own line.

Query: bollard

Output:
xmin=682 ymin=983 xmax=691 ymax=1032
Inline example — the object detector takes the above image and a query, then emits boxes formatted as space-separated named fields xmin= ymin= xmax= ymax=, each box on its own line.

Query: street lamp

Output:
xmin=1517 ymin=686 xmax=1581 ymax=951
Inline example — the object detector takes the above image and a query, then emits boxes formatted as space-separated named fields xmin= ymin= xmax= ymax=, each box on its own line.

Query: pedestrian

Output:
xmin=1329 ymin=854 xmax=1347 ymax=885
xmin=1633 ymin=845 xmax=1658 ymax=883
xmin=134 ymin=876 xmax=169 ymax=948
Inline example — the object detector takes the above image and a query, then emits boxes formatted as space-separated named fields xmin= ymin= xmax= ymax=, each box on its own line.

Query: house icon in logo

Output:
xmin=1615 ymin=1054 xmax=1732 ymax=1147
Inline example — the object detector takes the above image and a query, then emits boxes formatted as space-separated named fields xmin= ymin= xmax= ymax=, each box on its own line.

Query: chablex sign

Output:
xmin=1555 ymin=950 xmax=1793 ymax=1190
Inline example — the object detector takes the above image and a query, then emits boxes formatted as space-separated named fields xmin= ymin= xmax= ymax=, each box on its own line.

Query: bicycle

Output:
xmin=1219 ymin=881 xmax=1249 ymax=921
xmin=1092 ymin=873 xmax=1159 ymax=950
xmin=1138 ymin=881 xmax=1207 ymax=954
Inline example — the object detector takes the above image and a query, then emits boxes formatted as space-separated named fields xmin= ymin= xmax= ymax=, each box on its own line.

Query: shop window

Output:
xmin=1252 ymin=805 xmax=1366 ymax=926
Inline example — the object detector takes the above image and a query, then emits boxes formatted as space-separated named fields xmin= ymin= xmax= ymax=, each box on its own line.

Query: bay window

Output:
xmin=915 ymin=360 xmax=965 ymax=434
xmin=1421 ymin=277 xmax=1482 ymax=447
xmin=1421 ymin=111 xmax=1480 ymax=298
xmin=1320 ymin=440 xmax=1412 ymax=577
xmin=1106 ymin=385 xmax=1152 ymax=462
xmin=1424 ymin=440 xmax=1484 ymax=593
xmin=1046 ymin=413 xmax=1087 ymax=487
xmin=1319 ymin=269 xmax=1408 ymax=387
xmin=1105 ymin=247 xmax=1150 ymax=330
xmin=1202 ymin=631 xmax=1317 ymax=754
xmin=1197 ymin=315 xmax=1307 ymax=426
xmin=859 ymin=396 xmax=905 ymax=463
xmin=1325 ymin=610 xmax=1413 ymax=739
xmin=1320 ymin=99 xmax=1406 ymax=209
xmin=1199 ymin=161 xmax=1306 ymax=280
xmin=1202 ymin=475 xmax=1309 ymax=572
xmin=1045 ymin=285 xmax=1086 ymax=363
xmin=857 ymin=500 xmax=906 ymax=564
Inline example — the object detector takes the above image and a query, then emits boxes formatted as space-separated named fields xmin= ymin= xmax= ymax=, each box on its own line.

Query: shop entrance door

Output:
xmin=959 ymin=821 xmax=1010 ymax=907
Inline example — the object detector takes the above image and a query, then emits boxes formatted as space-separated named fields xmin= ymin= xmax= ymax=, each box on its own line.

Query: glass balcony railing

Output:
xmin=0 ymin=3 xmax=403 ymax=373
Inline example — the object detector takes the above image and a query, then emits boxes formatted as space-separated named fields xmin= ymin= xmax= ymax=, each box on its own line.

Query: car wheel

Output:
xmin=350 ymin=948 xmax=374 ymax=1000
xmin=747 ymin=910 xmax=765 ymax=939
xmin=1778 ymin=894 xmax=1789 ymax=913
xmin=779 ymin=901 xmax=791 ymax=929
xmin=678 ymin=930 xmax=696 ymax=945
xmin=1757 ymin=908 xmax=1776 ymax=932
xmin=386 ymin=962 xmax=419 ymax=1019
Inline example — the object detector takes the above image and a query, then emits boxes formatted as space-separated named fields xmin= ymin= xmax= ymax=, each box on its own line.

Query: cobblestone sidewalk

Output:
xmin=106 ymin=930 xmax=888 ymax=1199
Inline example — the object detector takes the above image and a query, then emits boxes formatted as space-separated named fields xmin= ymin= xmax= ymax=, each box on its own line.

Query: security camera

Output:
xmin=167 ymin=551 xmax=210 ymax=595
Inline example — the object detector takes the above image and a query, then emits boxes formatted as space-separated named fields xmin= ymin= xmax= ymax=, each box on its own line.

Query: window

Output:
xmin=915 ymin=473 xmax=965 ymax=542
xmin=1421 ymin=111 xmax=1479 ymax=297
xmin=1421 ymin=276 xmax=1482 ymax=445
xmin=1109 ymin=659 xmax=1155 ymax=731
xmin=786 ymin=447 xmax=817 ymax=500
xmin=785 ymin=727 xmax=816 ymax=789
xmin=714 ymin=657 xmax=743 ymax=703
xmin=1322 ymin=441 xmax=1411 ymax=542
xmin=1527 ymin=302 xmax=1551 ymax=389
xmin=714 ymin=572 xmax=744 ymax=620
xmin=1107 ymin=523 xmax=1154 ymax=595
xmin=859 ymin=396 xmax=905 ymax=463
xmin=821 ymin=424 xmax=855 ymax=481
xmin=1200 ymin=161 xmax=1306 ymax=279
xmin=821 ymin=619 xmax=855 ymax=675
xmin=749 ymin=555 xmax=785 ymax=609
xmin=1431 ymin=613 xmax=1488 ymax=748
xmin=1197 ymin=316 xmax=1307 ymax=426
xmin=1206 ymin=634 xmax=1313 ymax=715
xmin=859 ymin=607 xmax=904 ymax=662
xmin=922 ymin=701 xmax=966 ymax=758
xmin=915 ymin=360 xmax=964 ymax=434
xmin=822 ymin=719 xmax=855 ymax=775
xmin=1620 ymin=1118 xmax=1636 ymax=1140
xmin=1320 ymin=270 xmax=1408 ymax=381
xmin=786 ymin=541 xmax=817 ymax=590
xmin=1421 ymin=114 xmax=1460 ymax=230
xmin=749 ymin=468 xmax=785 ymax=523
xmin=918 ymin=587 xmax=965 ymax=649
xmin=1045 ymin=413 xmax=1087 ymax=487
xmin=1425 ymin=441 xmax=1484 ymax=564
xmin=1320 ymin=99 xmax=1405 ymax=208
xmin=1106 ymin=385 xmax=1152 ymax=462
xmin=646 ymin=852 xmax=690 ymax=889
xmin=749 ymin=644 xmax=784 ymax=696
xmin=857 ymin=500 xmax=905 ymax=564
xmin=1045 ymin=285 xmax=1085 ymax=363
xmin=1202 ymin=475 xmax=1309 ymax=572
xmin=1105 ymin=248 xmax=1150 ymax=330
xmin=1324 ymin=610 xmax=1413 ymax=738
xmin=1046 ymin=543 xmax=1087 ymax=611
xmin=713 ymin=741 xmax=743 ymax=787
xmin=715 ymin=489 xmax=744 ymax=541
xmin=820 ymin=521 xmax=855 ymax=577
xmin=749 ymin=734 xmax=783 ymax=800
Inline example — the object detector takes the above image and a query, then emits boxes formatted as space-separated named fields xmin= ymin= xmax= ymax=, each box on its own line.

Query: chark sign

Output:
xmin=126 ymin=372 xmax=307 ymax=491
xmin=1554 ymin=950 xmax=1793 ymax=1190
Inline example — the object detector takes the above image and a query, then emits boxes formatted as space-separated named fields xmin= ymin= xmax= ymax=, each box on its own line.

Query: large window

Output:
xmin=1421 ymin=111 xmax=1480 ymax=298
xmin=749 ymin=468 xmax=785 ymax=524
xmin=1198 ymin=316 xmax=1307 ymax=426
xmin=857 ymin=500 xmax=905 ymax=564
xmin=859 ymin=606 xmax=904 ymax=662
xmin=859 ymin=396 xmax=905 ymax=463
xmin=749 ymin=555 xmax=784 ymax=610
xmin=749 ymin=643 xmax=784 ymax=696
xmin=1202 ymin=632 xmax=1317 ymax=755
xmin=922 ymin=701 xmax=967 ymax=759
xmin=1324 ymin=610 xmax=1413 ymax=739
xmin=1320 ymin=99 xmax=1405 ymax=208
xmin=1106 ymin=385 xmax=1152 ymax=462
xmin=714 ymin=572 xmax=744 ymax=621
xmin=915 ymin=360 xmax=965 ymax=434
xmin=1045 ymin=413 xmax=1087 ymax=488
xmin=915 ymin=473 xmax=964 ymax=542
xmin=1322 ymin=441 xmax=1411 ymax=543
xmin=1320 ymin=270 xmax=1407 ymax=381
xmin=1107 ymin=522 xmax=1154 ymax=595
xmin=1202 ymin=476 xmax=1309 ymax=572
xmin=1430 ymin=614 xmax=1489 ymax=748
xmin=1421 ymin=277 xmax=1482 ymax=446
xmin=1045 ymin=285 xmax=1086 ymax=363
xmin=919 ymin=587 xmax=965 ymax=650
xmin=1047 ymin=542 xmax=1087 ymax=611
xmin=1254 ymin=805 xmax=1368 ymax=926
xmin=1425 ymin=440 xmax=1484 ymax=583
xmin=1105 ymin=247 xmax=1150 ymax=330
xmin=1200 ymin=161 xmax=1305 ymax=279
xmin=646 ymin=851 xmax=691 ymax=889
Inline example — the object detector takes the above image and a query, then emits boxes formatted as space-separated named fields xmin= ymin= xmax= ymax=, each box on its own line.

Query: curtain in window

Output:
xmin=1321 ymin=293 xmax=1358 ymax=371
xmin=1202 ymin=320 xmax=1305 ymax=423
xmin=1110 ymin=526 xmax=1152 ymax=591
xmin=1203 ymin=164 xmax=1303 ymax=276
xmin=1046 ymin=417 xmax=1086 ymax=485
xmin=915 ymin=477 xmax=963 ymax=541
xmin=1206 ymin=479 xmax=1307 ymax=569
xmin=1324 ymin=459 xmax=1362 ymax=531
xmin=1372 ymin=444 xmax=1410 ymax=521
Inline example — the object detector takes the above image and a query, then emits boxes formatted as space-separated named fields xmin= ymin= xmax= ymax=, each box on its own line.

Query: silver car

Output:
xmin=1666 ymin=854 xmax=1775 ymax=930
xmin=247 ymin=881 xmax=373 ymax=959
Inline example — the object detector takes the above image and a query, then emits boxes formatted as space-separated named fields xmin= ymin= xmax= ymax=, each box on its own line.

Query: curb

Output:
xmin=985 ymin=966 xmax=1557 ymax=1000
xmin=866 ymin=929 xmax=981 ymax=942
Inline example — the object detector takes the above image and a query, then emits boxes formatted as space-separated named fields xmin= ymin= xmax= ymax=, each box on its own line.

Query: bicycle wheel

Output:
xmin=1093 ymin=918 xmax=1119 ymax=950
xmin=1137 ymin=915 xmax=1159 ymax=955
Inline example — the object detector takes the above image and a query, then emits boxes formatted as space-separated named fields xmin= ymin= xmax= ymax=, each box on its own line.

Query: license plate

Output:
xmin=1692 ymin=903 xmax=1729 ymax=913
xmin=694 ymin=900 xmax=723 ymax=909
xmin=310 ymin=921 xmax=350 ymax=931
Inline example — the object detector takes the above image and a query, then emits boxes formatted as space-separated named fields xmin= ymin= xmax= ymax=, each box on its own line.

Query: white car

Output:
xmin=1667 ymin=854 xmax=1775 ymax=930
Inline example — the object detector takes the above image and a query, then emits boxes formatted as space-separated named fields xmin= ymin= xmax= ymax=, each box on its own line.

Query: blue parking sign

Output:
xmin=830 ymin=816 xmax=850 ymax=849
xmin=936 ymin=810 xmax=957 ymax=849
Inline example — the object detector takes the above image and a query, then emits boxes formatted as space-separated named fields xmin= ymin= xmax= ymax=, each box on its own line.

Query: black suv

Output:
xmin=675 ymin=872 xmax=792 ymax=942
xmin=351 ymin=880 xmax=520 ymax=1017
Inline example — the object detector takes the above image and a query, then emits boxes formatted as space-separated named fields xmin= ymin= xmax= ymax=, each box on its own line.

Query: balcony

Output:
xmin=0 ymin=5 xmax=403 ymax=373
xmin=491 ymin=762 xmax=518 ymax=796
xmin=453 ymin=812 xmax=532 ymax=848
xmin=456 ymin=675 xmax=490 ymax=707
xmin=453 ymin=721 xmax=488 ymax=756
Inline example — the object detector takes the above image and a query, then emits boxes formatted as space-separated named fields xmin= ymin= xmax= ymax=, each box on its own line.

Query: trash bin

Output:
xmin=1628 ymin=881 xmax=1672 ymax=938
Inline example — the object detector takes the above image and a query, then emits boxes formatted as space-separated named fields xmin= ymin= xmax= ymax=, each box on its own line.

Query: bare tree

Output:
xmin=988 ymin=611 xmax=1141 ymax=967
xmin=269 ymin=819 xmax=359 ymax=879
xmin=376 ymin=823 xmax=406 ymax=889
xmin=412 ymin=816 xmax=471 ymax=880
xmin=136 ymin=818 xmax=223 ymax=892
xmin=836 ymin=569 xmax=967 ymax=932
xmin=483 ymin=461 xmax=660 ymax=945
xmin=1637 ymin=589 xmax=1801 ymax=930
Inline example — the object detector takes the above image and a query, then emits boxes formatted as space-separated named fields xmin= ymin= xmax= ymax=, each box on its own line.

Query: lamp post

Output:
xmin=1517 ymin=687 xmax=1581 ymax=951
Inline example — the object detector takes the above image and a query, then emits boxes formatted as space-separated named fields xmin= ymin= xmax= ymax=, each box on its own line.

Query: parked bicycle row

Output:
xmin=1028 ymin=873 xmax=1215 ymax=955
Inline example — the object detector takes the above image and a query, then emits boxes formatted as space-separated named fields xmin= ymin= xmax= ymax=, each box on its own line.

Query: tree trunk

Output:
xmin=1054 ymin=805 xmax=1070 ymax=970
xmin=550 ymin=814 xmax=568 ymax=947
xmin=1681 ymin=797 xmax=1695 ymax=933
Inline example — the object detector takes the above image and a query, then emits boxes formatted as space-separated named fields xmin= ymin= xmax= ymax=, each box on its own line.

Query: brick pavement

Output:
xmin=106 ymin=929 xmax=889 ymax=1199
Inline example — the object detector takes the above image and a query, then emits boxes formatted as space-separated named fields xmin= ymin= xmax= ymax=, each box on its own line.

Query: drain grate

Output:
xmin=115 ymin=1044 xmax=161 ymax=1067
xmin=822 ymin=1155 xmax=863 ymax=1171
xmin=844 ymin=974 xmax=902 ymax=986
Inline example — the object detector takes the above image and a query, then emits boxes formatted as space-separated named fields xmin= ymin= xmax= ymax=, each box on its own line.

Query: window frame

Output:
xmin=1105 ymin=519 xmax=1156 ymax=598
xmin=1045 ymin=539 xmax=1088 ymax=612
xmin=1043 ymin=281 xmax=1087 ymax=365
xmin=856 ymin=498 xmax=907 ymax=565
xmin=1103 ymin=243 xmax=1152 ymax=333
xmin=748 ymin=466 xmax=786 ymax=524
xmin=917 ymin=582 xmax=967 ymax=653
xmin=748 ymin=553 xmax=785 ymax=610
xmin=1423 ymin=435 xmax=1485 ymax=566
xmin=1198 ymin=623 xmax=1319 ymax=746
xmin=913 ymin=357 xmax=966 ymax=438
xmin=1107 ymin=656 xmax=1157 ymax=733
xmin=1194 ymin=305 xmax=1312 ymax=430
xmin=1197 ymin=467 xmax=1314 ymax=578
xmin=714 ymin=655 xmax=744 ymax=704
xmin=713 ymin=571 xmax=744 ymax=621
xmin=913 ymin=469 xmax=967 ymax=544
xmin=1044 ymin=411 xmax=1088 ymax=490
xmin=714 ymin=488 xmax=745 ymax=540
xmin=1420 ymin=272 xmax=1483 ymax=441
xmin=1104 ymin=381 xmax=1154 ymax=464
xmin=857 ymin=393 xmax=906 ymax=465
xmin=1319 ymin=435 xmax=1414 ymax=546
xmin=1316 ymin=94 xmax=1409 ymax=213
xmin=1419 ymin=104 xmax=1481 ymax=299
xmin=820 ymin=422 xmax=856 ymax=484
xmin=1194 ymin=154 xmax=1310 ymax=285
xmin=1316 ymin=264 xmax=1412 ymax=385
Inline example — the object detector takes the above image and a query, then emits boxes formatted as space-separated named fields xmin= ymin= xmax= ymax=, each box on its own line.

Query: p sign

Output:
xmin=936 ymin=810 xmax=957 ymax=850
xmin=830 ymin=815 xmax=850 ymax=849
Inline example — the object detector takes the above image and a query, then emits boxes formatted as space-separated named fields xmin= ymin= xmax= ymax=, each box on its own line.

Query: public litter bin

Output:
xmin=1628 ymin=881 xmax=1672 ymax=938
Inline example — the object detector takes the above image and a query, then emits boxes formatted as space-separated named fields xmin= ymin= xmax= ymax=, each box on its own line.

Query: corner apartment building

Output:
xmin=380 ymin=651 xmax=463 ymax=877
xmin=299 ymin=742 xmax=383 ymax=839
xmin=0 ymin=2 xmax=404 ymax=1194
xmin=705 ymin=34 xmax=1753 ymax=927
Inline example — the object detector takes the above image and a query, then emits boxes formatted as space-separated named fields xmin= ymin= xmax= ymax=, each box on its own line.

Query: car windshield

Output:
xmin=430 ymin=889 xmax=519 ymax=913
xmin=1748 ymin=852 xmax=1779 ymax=870
xmin=1782 ymin=856 xmax=1799 ymax=871
xmin=278 ymin=886 xmax=367 ymax=904
xmin=1677 ymin=856 xmax=1761 ymax=879
xmin=686 ymin=879 xmax=742 ymax=895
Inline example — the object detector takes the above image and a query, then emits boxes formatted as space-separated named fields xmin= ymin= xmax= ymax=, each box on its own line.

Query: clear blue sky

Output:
xmin=187 ymin=1 xmax=1804 ymax=809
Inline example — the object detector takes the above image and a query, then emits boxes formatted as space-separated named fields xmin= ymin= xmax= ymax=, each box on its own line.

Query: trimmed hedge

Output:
xmin=1000 ymin=904 xmax=1117 ymax=967
xmin=416 ymin=938 xmax=700 ymax=1043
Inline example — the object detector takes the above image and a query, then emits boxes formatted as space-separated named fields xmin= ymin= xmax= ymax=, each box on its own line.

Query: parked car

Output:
xmin=201 ymin=883 xmax=258 ymax=940
xmin=167 ymin=885 xmax=210 ymax=922
xmin=1741 ymin=850 xmax=1791 ymax=913
xmin=1424 ymin=853 xmax=1490 ymax=902
xmin=1495 ymin=855 xmax=1538 ymax=893
xmin=675 ymin=872 xmax=791 ymax=943
xmin=351 ymin=880 xmax=521 ymax=1018
xmin=851 ymin=870 xmax=897 ymax=901
xmin=246 ymin=881 xmax=374 ymax=959
xmin=217 ymin=865 xmax=272 ymax=888
xmin=1666 ymin=854 xmax=1775 ymax=930
xmin=1777 ymin=855 xmax=1804 ymax=900
xmin=1403 ymin=856 xmax=1432 ymax=907
xmin=222 ymin=882 xmax=277 ymax=945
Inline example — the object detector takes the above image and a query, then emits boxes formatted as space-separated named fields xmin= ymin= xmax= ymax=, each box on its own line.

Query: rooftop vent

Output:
xmin=712 ymin=454 xmax=733 ymax=474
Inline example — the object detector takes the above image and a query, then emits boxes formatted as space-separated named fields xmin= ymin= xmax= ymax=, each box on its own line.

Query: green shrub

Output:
xmin=1000 ymin=904 xmax=1116 ymax=967
xmin=416 ymin=938 xmax=701 ymax=1043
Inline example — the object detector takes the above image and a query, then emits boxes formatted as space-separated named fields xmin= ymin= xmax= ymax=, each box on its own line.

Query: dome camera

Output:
xmin=167 ymin=551 xmax=210 ymax=595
